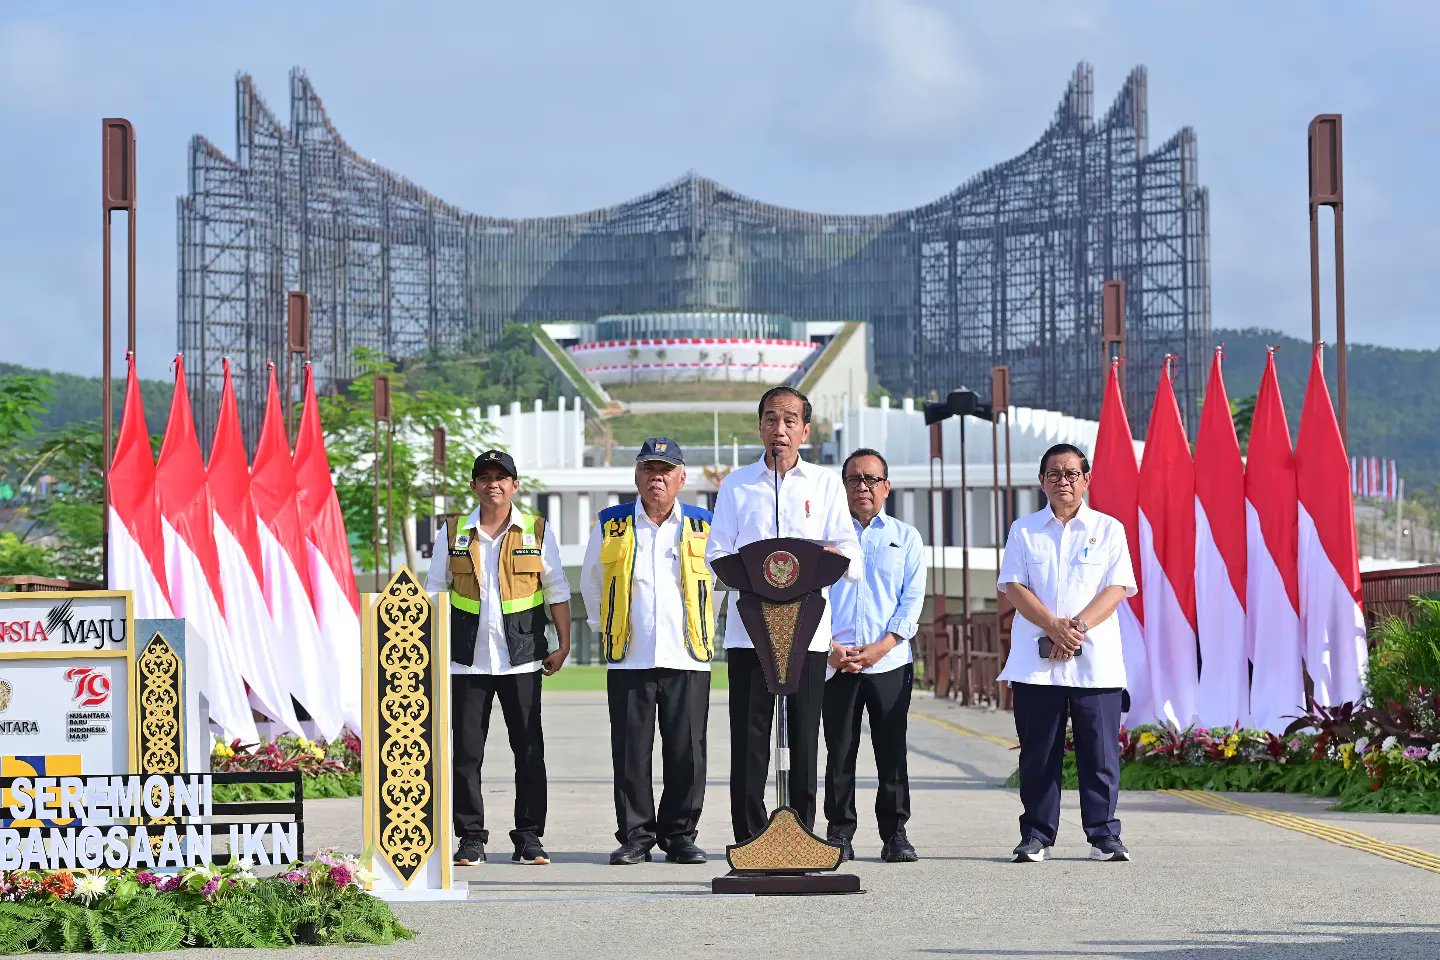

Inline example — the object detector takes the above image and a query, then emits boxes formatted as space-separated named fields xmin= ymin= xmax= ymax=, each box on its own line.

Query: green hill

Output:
xmin=1214 ymin=327 xmax=1440 ymax=494
xmin=0 ymin=362 xmax=171 ymax=435
xmin=4 ymin=326 xmax=1437 ymax=495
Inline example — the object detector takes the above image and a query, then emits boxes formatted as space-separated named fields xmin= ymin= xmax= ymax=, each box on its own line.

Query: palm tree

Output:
xmin=697 ymin=350 xmax=710 ymax=383
xmin=627 ymin=347 xmax=640 ymax=386
xmin=656 ymin=348 xmax=668 ymax=385
xmin=721 ymin=351 xmax=733 ymax=381
xmin=755 ymin=351 xmax=765 ymax=382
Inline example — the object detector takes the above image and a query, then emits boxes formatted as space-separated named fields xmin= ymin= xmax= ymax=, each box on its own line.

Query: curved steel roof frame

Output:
xmin=179 ymin=63 xmax=1208 ymax=443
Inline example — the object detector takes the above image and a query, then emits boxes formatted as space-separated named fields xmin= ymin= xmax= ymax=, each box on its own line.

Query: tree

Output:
xmin=696 ymin=350 xmax=710 ymax=383
xmin=0 ymin=374 xmax=52 ymax=449
xmin=0 ymin=532 xmax=51 ymax=576
xmin=0 ymin=374 xmax=106 ymax=582
xmin=313 ymin=349 xmax=497 ymax=573
xmin=406 ymin=324 xmax=563 ymax=409
xmin=627 ymin=348 xmax=640 ymax=386
xmin=21 ymin=422 xmax=106 ymax=581
xmin=656 ymin=348 xmax=668 ymax=385
xmin=1231 ymin=393 xmax=1257 ymax=452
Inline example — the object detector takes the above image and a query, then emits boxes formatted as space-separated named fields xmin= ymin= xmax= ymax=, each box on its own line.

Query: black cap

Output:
xmin=636 ymin=437 xmax=685 ymax=466
xmin=472 ymin=449 xmax=518 ymax=479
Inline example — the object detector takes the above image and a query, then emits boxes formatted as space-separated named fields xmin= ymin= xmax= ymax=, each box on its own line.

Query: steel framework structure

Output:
xmin=179 ymin=64 xmax=1208 ymax=440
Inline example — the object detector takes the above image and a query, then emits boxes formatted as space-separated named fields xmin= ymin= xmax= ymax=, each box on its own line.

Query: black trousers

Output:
xmin=452 ymin=671 xmax=546 ymax=846
xmin=727 ymin=648 xmax=827 ymax=843
xmin=607 ymin=668 xmax=711 ymax=850
xmin=822 ymin=663 xmax=913 ymax=843
xmin=1011 ymin=682 xmax=1123 ymax=846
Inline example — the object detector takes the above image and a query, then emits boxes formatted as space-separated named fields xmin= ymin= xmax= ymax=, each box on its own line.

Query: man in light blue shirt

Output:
xmin=823 ymin=448 xmax=925 ymax=863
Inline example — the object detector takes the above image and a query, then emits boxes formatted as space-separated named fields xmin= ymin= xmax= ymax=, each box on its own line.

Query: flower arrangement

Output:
xmin=211 ymin=731 xmax=362 ymax=777
xmin=211 ymin=732 xmax=364 ymax=801
xmin=1005 ymin=598 xmax=1440 ymax=815
xmin=1006 ymin=720 xmax=1440 ymax=814
xmin=0 ymin=852 xmax=409 ymax=952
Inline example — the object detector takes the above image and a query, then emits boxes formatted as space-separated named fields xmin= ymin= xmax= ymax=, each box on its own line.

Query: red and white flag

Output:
xmin=155 ymin=356 xmax=256 ymax=743
xmin=1245 ymin=350 xmax=1306 ymax=732
xmin=1193 ymin=348 xmax=1248 ymax=728
xmin=293 ymin=364 xmax=362 ymax=734
xmin=1088 ymin=361 xmax=1153 ymax=724
xmin=209 ymin=359 xmax=304 ymax=736
xmin=250 ymin=364 xmax=346 ymax=740
xmin=1296 ymin=345 xmax=1367 ymax=706
xmin=1137 ymin=358 xmax=1198 ymax=729
xmin=107 ymin=353 xmax=174 ymax=619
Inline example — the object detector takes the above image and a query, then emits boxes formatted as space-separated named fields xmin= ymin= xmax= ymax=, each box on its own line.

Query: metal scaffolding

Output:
xmin=178 ymin=63 xmax=1209 ymax=442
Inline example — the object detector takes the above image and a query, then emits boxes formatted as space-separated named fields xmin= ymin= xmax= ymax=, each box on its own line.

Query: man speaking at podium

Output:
xmin=707 ymin=386 xmax=862 ymax=844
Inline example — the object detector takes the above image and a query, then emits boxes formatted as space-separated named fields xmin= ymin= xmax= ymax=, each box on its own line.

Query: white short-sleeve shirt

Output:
xmin=996 ymin=502 xmax=1136 ymax=688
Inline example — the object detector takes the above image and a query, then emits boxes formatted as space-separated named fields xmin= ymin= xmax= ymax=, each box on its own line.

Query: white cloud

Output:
xmin=847 ymin=0 xmax=982 ymax=141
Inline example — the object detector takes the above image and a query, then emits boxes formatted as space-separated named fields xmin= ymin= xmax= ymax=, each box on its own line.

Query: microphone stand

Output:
xmin=771 ymin=446 xmax=789 ymax=812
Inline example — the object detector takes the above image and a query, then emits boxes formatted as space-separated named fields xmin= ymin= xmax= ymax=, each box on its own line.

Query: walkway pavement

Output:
xmin=208 ymin=691 xmax=1440 ymax=959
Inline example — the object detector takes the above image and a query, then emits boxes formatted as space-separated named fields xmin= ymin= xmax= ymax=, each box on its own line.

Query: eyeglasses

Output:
xmin=1042 ymin=470 xmax=1086 ymax=486
xmin=843 ymin=474 xmax=888 ymax=490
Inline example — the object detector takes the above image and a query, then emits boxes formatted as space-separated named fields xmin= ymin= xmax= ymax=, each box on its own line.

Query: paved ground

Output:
xmin=182 ymin=691 xmax=1440 ymax=958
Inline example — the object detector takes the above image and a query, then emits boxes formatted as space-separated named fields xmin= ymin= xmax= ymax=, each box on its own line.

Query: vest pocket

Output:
xmin=684 ymin=537 xmax=709 ymax=575
xmin=510 ymin=554 xmax=544 ymax=574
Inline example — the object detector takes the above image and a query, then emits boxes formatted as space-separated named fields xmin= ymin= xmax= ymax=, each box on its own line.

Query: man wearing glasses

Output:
xmin=823 ymin=448 xmax=925 ymax=863
xmin=996 ymin=443 xmax=1136 ymax=864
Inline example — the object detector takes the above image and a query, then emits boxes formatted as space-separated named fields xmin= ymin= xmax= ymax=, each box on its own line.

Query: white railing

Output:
xmin=835 ymin=395 xmax=1140 ymax=469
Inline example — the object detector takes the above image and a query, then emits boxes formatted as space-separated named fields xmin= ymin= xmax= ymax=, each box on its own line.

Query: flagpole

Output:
xmin=101 ymin=119 xmax=137 ymax=586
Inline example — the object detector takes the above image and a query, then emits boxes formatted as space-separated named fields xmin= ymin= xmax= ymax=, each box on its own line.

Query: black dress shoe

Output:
xmin=663 ymin=841 xmax=707 ymax=864
xmin=828 ymin=836 xmax=855 ymax=862
xmin=608 ymin=840 xmax=653 ymax=865
xmin=881 ymin=829 xmax=918 ymax=863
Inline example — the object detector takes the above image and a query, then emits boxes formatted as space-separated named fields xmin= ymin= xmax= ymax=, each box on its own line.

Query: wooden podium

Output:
xmin=708 ymin=537 xmax=862 ymax=896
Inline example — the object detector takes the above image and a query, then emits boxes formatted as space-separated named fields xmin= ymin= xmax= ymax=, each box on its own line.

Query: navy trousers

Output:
xmin=1011 ymin=682 xmax=1122 ymax=845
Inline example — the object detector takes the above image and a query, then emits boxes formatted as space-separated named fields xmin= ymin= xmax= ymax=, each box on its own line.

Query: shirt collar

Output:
xmin=755 ymin=453 xmax=811 ymax=480
xmin=633 ymin=498 xmax=681 ymax=529
xmin=852 ymin=509 xmax=887 ymax=533
xmin=1044 ymin=501 xmax=1093 ymax=528
xmin=461 ymin=503 xmax=523 ymax=535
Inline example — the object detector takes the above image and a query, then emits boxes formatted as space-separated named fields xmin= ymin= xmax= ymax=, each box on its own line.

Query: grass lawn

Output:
xmin=542 ymin=663 xmax=729 ymax=691
xmin=588 ymin=411 xmax=757 ymax=449
xmin=606 ymin=382 xmax=768 ymax=403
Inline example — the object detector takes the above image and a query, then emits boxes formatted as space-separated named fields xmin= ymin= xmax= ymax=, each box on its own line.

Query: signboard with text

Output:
xmin=0 ymin=592 xmax=134 ymax=818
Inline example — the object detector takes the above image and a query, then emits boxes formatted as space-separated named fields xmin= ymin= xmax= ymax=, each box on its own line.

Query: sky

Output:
xmin=1 ymin=0 xmax=1437 ymax=381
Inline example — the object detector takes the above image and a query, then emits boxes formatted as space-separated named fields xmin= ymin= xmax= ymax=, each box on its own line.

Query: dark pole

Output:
xmin=958 ymin=414 xmax=970 ymax=706
xmin=774 ymin=445 xmax=788 ymax=808
xmin=928 ymin=421 xmax=947 ymax=698
xmin=432 ymin=426 xmax=447 ymax=544
xmin=373 ymin=375 xmax=391 ymax=588
xmin=991 ymin=366 xmax=1010 ymax=707
xmin=387 ymin=417 xmax=396 ymax=582
xmin=285 ymin=291 xmax=311 ymax=439
xmin=101 ymin=118 xmax=136 ymax=586
xmin=1102 ymin=280 xmax=1126 ymax=398
xmin=1309 ymin=115 xmax=1347 ymax=446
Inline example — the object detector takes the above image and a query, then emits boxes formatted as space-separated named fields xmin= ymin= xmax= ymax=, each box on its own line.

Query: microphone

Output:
xmin=771 ymin=445 xmax=783 ymax=538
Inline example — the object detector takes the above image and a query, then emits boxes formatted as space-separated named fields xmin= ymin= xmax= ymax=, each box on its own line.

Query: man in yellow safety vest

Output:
xmin=425 ymin=449 xmax=572 ymax=868
xmin=581 ymin=437 xmax=715 ymax=865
